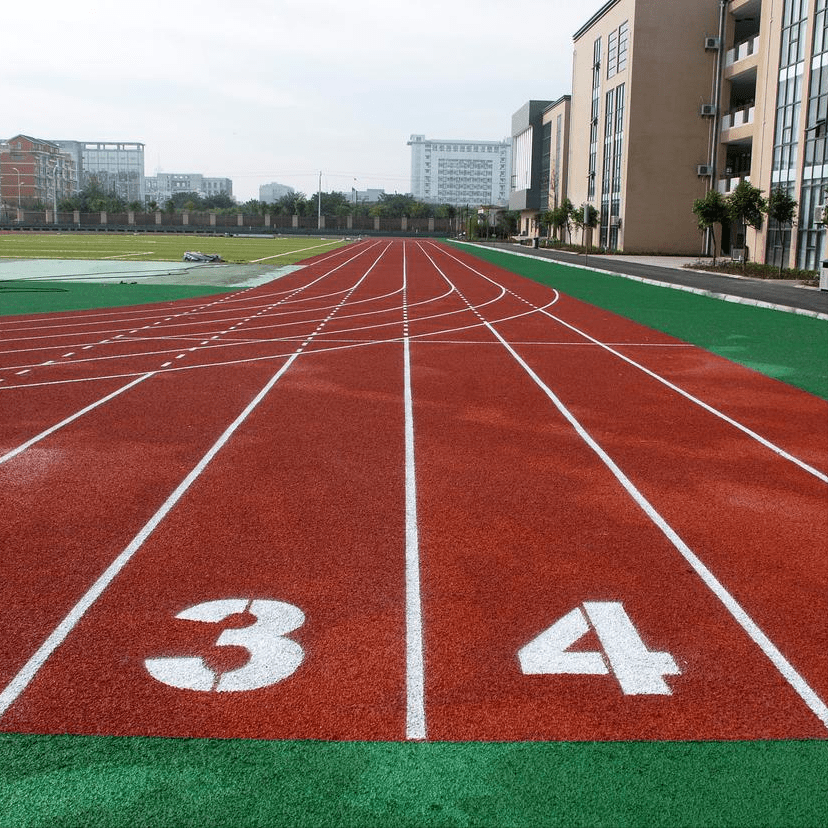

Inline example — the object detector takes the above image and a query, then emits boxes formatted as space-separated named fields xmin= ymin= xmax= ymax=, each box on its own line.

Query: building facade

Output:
xmin=145 ymin=173 xmax=233 ymax=205
xmin=259 ymin=182 xmax=296 ymax=202
xmin=568 ymin=0 xmax=722 ymax=254
xmin=564 ymin=0 xmax=828 ymax=265
xmin=408 ymin=134 xmax=512 ymax=207
xmin=53 ymin=141 xmax=145 ymax=203
xmin=508 ymin=98 xmax=571 ymax=236
xmin=0 ymin=135 xmax=77 ymax=211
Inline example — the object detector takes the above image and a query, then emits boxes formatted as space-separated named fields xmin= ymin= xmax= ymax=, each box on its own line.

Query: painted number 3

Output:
xmin=145 ymin=599 xmax=305 ymax=692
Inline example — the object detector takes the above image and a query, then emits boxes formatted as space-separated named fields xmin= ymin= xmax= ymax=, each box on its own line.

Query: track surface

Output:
xmin=0 ymin=239 xmax=826 ymax=742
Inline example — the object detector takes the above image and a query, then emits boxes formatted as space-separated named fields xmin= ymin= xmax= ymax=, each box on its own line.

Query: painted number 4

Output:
xmin=518 ymin=601 xmax=680 ymax=695
xmin=145 ymin=598 xmax=305 ymax=692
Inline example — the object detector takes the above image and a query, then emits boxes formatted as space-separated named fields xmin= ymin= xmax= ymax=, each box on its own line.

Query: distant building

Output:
xmin=259 ymin=182 xmax=296 ymax=202
xmin=509 ymin=97 xmax=571 ymax=237
xmin=53 ymin=140 xmax=145 ymax=203
xmin=341 ymin=188 xmax=385 ymax=205
xmin=408 ymin=135 xmax=512 ymax=206
xmin=0 ymin=134 xmax=77 ymax=209
xmin=144 ymin=173 xmax=233 ymax=205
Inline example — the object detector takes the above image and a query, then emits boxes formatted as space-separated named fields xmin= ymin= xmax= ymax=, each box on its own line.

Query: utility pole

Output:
xmin=317 ymin=171 xmax=322 ymax=230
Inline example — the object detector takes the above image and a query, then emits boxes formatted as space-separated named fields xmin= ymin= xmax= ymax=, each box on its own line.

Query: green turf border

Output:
xmin=451 ymin=243 xmax=828 ymax=401
xmin=0 ymin=281 xmax=231 ymax=316
xmin=1 ymin=734 xmax=825 ymax=828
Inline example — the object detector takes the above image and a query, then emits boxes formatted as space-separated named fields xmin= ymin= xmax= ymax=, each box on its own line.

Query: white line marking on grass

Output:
xmin=249 ymin=239 xmax=346 ymax=263
xmin=0 ymin=246 xmax=387 ymax=721
xmin=422 ymin=244 xmax=828 ymax=731
xmin=402 ymin=243 xmax=426 ymax=741
xmin=0 ymin=373 xmax=156 ymax=466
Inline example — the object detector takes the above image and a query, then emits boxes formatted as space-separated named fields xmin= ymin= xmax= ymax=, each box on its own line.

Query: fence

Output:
xmin=0 ymin=209 xmax=453 ymax=237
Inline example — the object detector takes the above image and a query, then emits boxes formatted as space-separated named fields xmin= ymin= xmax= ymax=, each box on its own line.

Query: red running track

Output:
xmin=0 ymin=239 xmax=825 ymax=741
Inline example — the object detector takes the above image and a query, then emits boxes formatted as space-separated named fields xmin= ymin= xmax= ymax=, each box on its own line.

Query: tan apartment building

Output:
xmin=564 ymin=0 xmax=828 ymax=267
xmin=568 ymin=0 xmax=722 ymax=254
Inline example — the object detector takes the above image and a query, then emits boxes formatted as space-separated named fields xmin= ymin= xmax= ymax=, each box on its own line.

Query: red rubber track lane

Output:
xmin=0 ymin=241 xmax=409 ymax=740
xmin=0 ymin=239 xmax=825 ymax=742
xmin=412 ymin=241 xmax=827 ymax=740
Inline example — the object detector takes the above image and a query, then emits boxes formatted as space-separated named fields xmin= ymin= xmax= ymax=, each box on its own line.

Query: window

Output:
xmin=607 ymin=21 xmax=629 ymax=77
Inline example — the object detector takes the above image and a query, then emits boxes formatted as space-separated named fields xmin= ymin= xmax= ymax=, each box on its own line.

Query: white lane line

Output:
xmin=429 ymin=242 xmax=828 ymax=485
xmin=249 ymin=239 xmax=345 ymax=263
xmin=425 ymin=247 xmax=828 ymax=731
xmin=402 ymin=242 xmax=426 ymax=741
xmin=0 ymin=245 xmax=387 ymax=721
xmin=0 ymin=373 xmax=156 ymax=466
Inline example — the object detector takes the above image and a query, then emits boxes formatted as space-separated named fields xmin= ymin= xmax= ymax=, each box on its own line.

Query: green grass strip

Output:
xmin=0 ymin=734 xmax=825 ymax=828
xmin=0 ymin=281 xmax=231 ymax=316
xmin=453 ymin=244 xmax=828 ymax=401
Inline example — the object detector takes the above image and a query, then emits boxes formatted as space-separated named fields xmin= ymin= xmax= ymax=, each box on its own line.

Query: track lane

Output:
xmin=413 ymin=242 xmax=828 ymax=736
xmin=1 ymin=239 xmax=824 ymax=743
xmin=0 ymin=245 xmax=410 ymax=740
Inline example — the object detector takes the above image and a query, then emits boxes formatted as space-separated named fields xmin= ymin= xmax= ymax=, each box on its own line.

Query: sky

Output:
xmin=3 ymin=0 xmax=607 ymax=202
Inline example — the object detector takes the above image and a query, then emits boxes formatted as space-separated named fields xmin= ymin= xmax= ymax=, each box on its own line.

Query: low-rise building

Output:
xmin=0 ymin=134 xmax=77 ymax=210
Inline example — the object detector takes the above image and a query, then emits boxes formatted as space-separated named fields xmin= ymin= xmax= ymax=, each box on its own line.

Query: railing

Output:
xmin=716 ymin=174 xmax=751 ymax=194
xmin=721 ymin=105 xmax=755 ymax=130
xmin=726 ymin=35 xmax=759 ymax=67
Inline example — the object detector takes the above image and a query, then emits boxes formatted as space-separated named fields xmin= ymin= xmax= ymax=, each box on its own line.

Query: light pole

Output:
xmin=12 ymin=168 xmax=21 ymax=209
xmin=50 ymin=161 xmax=59 ymax=224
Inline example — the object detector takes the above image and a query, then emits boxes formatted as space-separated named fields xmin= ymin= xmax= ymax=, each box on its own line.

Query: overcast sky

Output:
xmin=4 ymin=0 xmax=606 ymax=202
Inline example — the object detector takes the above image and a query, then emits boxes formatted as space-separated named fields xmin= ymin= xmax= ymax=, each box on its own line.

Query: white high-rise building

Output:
xmin=408 ymin=135 xmax=512 ymax=206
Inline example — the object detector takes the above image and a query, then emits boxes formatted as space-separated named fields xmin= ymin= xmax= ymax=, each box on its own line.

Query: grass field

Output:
xmin=0 ymin=232 xmax=349 ymax=264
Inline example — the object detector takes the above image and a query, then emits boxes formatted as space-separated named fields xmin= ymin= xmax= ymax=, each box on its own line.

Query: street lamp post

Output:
xmin=50 ymin=162 xmax=59 ymax=224
xmin=12 ymin=168 xmax=21 ymax=209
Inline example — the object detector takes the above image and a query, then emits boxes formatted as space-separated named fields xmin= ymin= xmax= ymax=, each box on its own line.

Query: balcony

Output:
xmin=721 ymin=105 xmax=755 ymax=131
xmin=717 ymin=174 xmax=751 ymax=195
xmin=726 ymin=36 xmax=759 ymax=69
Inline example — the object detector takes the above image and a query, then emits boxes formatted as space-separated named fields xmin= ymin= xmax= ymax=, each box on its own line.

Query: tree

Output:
xmin=726 ymin=180 xmax=766 ymax=266
xmin=765 ymin=187 xmax=797 ymax=274
xmin=692 ymin=189 xmax=729 ymax=264
xmin=570 ymin=202 xmax=599 ymax=249
xmin=550 ymin=198 xmax=574 ymax=243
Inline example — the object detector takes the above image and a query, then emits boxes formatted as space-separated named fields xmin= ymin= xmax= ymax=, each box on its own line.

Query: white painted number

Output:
xmin=518 ymin=601 xmax=680 ymax=695
xmin=145 ymin=598 xmax=305 ymax=692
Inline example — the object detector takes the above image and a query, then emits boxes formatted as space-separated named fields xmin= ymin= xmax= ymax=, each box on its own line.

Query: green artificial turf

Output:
xmin=453 ymin=244 xmax=828 ymax=401
xmin=0 ymin=734 xmax=825 ymax=828
xmin=0 ymin=281 xmax=231 ymax=316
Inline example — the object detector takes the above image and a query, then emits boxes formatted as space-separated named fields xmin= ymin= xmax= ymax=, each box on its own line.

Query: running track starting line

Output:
xmin=0 ymin=239 xmax=825 ymax=742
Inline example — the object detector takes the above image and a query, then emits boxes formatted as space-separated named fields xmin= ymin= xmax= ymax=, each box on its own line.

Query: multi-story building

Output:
xmin=509 ymin=98 xmax=571 ymax=236
xmin=144 ymin=173 xmax=233 ymax=205
xmin=408 ymin=135 xmax=512 ymax=207
xmin=259 ymin=182 xmax=296 ymax=202
xmin=563 ymin=0 xmax=828 ymax=266
xmin=0 ymin=134 xmax=77 ymax=210
xmin=568 ymin=0 xmax=722 ymax=254
xmin=53 ymin=141 xmax=145 ymax=204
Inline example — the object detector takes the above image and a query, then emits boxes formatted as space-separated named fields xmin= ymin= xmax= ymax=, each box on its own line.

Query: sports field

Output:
xmin=0 ymin=238 xmax=826 ymax=826
xmin=0 ymin=232 xmax=348 ymax=264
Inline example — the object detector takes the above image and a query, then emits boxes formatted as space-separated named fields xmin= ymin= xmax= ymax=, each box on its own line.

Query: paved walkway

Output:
xmin=467 ymin=243 xmax=828 ymax=318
